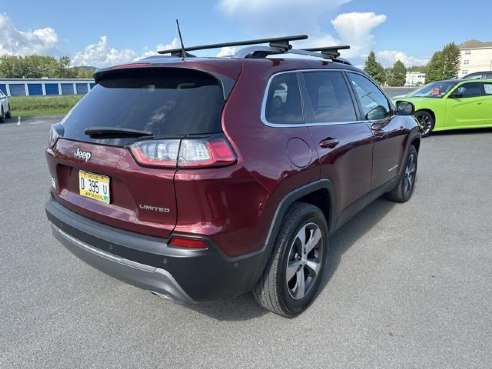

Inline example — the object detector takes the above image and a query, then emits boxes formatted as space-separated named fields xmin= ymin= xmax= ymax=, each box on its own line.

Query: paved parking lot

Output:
xmin=0 ymin=117 xmax=490 ymax=369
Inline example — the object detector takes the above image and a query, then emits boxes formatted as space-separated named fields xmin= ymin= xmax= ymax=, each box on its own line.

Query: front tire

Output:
xmin=5 ymin=104 xmax=11 ymax=119
xmin=386 ymin=145 xmax=418 ymax=203
xmin=0 ymin=107 xmax=4 ymax=123
xmin=414 ymin=110 xmax=434 ymax=137
xmin=253 ymin=202 xmax=328 ymax=317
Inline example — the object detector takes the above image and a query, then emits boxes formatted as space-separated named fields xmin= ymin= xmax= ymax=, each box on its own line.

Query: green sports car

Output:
xmin=394 ymin=79 xmax=492 ymax=137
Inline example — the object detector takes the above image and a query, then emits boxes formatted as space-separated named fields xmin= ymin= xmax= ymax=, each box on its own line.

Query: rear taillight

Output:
xmin=130 ymin=136 xmax=236 ymax=169
xmin=48 ymin=123 xmax=64 ymax=148
xmin=131 ymin=139 xmax=180 ymax=167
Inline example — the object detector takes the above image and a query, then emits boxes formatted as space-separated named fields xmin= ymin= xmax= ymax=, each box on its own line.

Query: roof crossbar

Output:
xmin=303 ymin=45 xmax=350 ymax=58
xmin=158 ymin=35 xmax=308 ymax=56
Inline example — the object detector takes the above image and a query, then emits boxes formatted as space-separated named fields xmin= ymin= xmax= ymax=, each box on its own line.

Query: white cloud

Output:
xmin=331 ymin=12 xmax=386 ymax=58
xmin=376 ymin=50 xmax=428 ymax=67
xmin=0 ymin=13 xmax=58 ymax=56
xmin=140 ymin=38 xmax=181 ymax=59
xmin=217 ymin=2 xmax=426 ymax=67
xmin=218 ymin=0 xmax=350 ymax=36
xmin=216 ymin=46 xmax=236 ymax=57
xmin=71 ymin=36 xmax=137 ymax=67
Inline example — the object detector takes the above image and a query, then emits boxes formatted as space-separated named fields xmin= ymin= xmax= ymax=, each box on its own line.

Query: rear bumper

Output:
xmin=50 ymin=224 xmax=194 ymax=303
xmin=45 ymin=198 xmax=266 ymax=303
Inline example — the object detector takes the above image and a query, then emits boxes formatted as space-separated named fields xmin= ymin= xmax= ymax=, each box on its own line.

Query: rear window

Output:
xmin=61 ymin=68 xmax=225 ymax=145
xmin=264 ymin=73 xmax=303 ymax=124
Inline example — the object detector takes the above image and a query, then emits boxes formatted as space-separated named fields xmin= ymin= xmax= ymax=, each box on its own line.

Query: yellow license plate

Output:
xmin=79 ymin=170 xmax=110 ymax=204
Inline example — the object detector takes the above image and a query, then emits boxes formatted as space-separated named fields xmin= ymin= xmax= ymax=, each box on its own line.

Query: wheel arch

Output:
xmin=265 ymin=180 xmax=335 ymax=251
xmin=415 ymin=108 xmax=436 ymax=125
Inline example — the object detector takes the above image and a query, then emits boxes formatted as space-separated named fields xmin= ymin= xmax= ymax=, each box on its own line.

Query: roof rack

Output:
xmin=303 ymin=45 xmax=350 ymax=59
xmin=158 ymin=35 xmax=308 ymax=56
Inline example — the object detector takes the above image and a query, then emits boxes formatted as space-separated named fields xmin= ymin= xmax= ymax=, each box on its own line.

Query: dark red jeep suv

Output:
xmin=45 ymin=35 xmax=420 ymax=316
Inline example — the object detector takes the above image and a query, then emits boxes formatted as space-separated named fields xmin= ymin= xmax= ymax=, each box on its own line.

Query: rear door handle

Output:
xmin=319 ymin=138 xmax=339 ymax=149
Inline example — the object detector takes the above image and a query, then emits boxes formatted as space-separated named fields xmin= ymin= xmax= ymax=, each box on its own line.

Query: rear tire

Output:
xmin=386 ymin=145 xmax=418 ymax=203
xmin=0 ymin=107 xmax=4 ymax=123
xmin=414 ymin=110 xmax=434 ymax=137
xmin=5 ymin=104 xmax=11 ymax=119
xmin=253 ymin=202 xmax=328 ymax=317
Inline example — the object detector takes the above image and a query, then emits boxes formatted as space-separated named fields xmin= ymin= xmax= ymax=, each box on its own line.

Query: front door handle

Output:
xmin=319 ymin=138 xmax=339 ymax=149
xmin=371 ymin=121 xmax=386 ymax=130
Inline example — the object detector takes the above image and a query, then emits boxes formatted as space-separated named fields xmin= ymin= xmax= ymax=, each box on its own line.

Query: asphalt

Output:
xmin=0 ymin=117 xmax=490 ymax=369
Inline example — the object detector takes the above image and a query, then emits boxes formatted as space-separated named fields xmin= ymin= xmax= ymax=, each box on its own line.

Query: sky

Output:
xmin=0 ymin=0 xmax=490 ymax=68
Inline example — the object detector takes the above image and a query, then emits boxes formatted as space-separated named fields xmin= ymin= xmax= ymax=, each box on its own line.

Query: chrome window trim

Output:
xmin=260 ymin=68 xmax=370 ymax=128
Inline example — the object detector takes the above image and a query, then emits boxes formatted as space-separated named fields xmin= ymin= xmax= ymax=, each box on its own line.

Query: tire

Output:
xmin=386 ymin=145 xmax=418 ymax=203
xmin=0 ymin=107 xmax=4 ymax=123
xmin=253 ymin=202 xmax=328 ymax=317
xmin=5 ymin=104 xmax=11 ymax=119
xmin=414 ymin=110 xmax=434 ymax=137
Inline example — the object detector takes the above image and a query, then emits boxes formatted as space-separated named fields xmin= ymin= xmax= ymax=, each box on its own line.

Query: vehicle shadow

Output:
xmin=184 ymin=197 xmax=395 ymax=321
xmin=429 ymin=127 xmax=492 ymax=137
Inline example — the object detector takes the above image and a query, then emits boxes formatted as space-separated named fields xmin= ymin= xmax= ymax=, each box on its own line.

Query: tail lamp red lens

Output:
xmin=130 ymin=136 xmax=236 ymax=169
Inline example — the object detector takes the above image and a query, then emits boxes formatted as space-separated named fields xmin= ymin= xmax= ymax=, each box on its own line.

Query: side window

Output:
xmin=483 ymin=83 xmax=492 ymax=95
xmin=303 ymin=71 xmax=357 ymax=123
xmin=455 ymin=82 xmax=483 ymax=98
xmin=347 ymin=72 xmax=391 ymax=121
xmin=265 ymin=73 xmax=303 ymax=124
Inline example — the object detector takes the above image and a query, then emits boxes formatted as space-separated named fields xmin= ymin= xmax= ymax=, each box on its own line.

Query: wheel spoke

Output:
xmin=286 ymin=259 xmax=301 ymax=282
xmin=305 ymin=227 xmax=321 ymax=255
xmin=305 ymin=259 xmax=320 ymax=277
xmin=294 ymin=227 xmax=306 ymax=254
xmin=294 ymin=268 xmax=306 ymax=299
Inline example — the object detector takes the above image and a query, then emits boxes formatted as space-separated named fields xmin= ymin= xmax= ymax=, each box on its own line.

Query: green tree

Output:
xmin=388 ymin=60 xmax=407 ymax=87
xmin=364 ymin=51 xmax=386 ymax=85
xmin=0 ymin=55 xmax=80 ymax=78
xmin=425 ymin=43 xmax=460 ymax=82
xmin=407 ymin=65 xmax=426 ymax=73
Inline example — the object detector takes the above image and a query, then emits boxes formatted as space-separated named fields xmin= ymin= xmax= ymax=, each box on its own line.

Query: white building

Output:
xmin=458 ymin=40 xmax=492 ymax=77
xmin=405 ymin=72 xmax=426 ymax=87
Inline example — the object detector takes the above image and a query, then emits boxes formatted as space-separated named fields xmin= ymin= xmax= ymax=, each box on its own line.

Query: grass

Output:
xmin=9 ymin=95 xmax=83 ymax=116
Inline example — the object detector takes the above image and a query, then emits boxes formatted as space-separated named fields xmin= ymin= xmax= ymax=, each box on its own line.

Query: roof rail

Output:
xmin=303 ymin=45 xmax=350 ymax=59
xmin=158 ymin=35 xmax=308 ymax=56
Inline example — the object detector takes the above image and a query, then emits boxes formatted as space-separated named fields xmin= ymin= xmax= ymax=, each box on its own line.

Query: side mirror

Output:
xmin=366 ymin=105 xmax=388 ymax=120
xmin=395 ymin=100 xmax=415 ymax=115
xmin=449 ymin=92 xmax=463 ymax=98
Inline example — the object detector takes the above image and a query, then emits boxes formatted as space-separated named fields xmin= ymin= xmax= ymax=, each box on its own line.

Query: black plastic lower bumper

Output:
xmin=45 ymin=198 xmax=266 ymax=302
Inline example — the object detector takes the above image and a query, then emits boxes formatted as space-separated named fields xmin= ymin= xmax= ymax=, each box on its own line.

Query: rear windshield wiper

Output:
xmin=84 ymin=127 xmax=153 ymax=138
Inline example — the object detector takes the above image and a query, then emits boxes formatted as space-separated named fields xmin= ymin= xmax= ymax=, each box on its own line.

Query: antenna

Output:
xmin=176 ymin=19 xmax=186 ymax=60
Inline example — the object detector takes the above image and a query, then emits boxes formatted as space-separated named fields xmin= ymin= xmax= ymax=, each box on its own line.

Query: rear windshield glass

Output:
xmin=61 ymin=68 xmax=225 ymax=145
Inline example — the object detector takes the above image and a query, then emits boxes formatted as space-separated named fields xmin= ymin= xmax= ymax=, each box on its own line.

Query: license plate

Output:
xmin=79 ymin=170 xmax=110 ymax=204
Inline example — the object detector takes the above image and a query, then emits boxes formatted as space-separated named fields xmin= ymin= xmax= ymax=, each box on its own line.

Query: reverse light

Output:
xmin=130 ymin=139 xmax=180 ymax=168
xmin=178 ymin=137 xmax=237 ymax=168
xmin=130 ymin=136 xmax=236 ymax=169
xmin=168 ymin=236 xmax=208 ymax=249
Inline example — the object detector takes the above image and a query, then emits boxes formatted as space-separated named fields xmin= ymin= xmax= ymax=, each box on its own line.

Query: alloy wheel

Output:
xmin=286 ymin=222 xmax=323 ymax=300
xmin=403 ymin=152 xmax=417 ymax=197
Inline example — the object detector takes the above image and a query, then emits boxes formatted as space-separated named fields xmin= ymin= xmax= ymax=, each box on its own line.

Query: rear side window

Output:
xmin=347 ymin=72 xmax=391 ymax=121
xmin=61 ymin=68 xmax=225 ymax=145
xmin=303 ymin=71 xmax=357 ymax=123
xmin=455 ymin=82 xmax=483 ymax=98
xmin=264 ymin=73 xmax=303 ymax=124
xmin=484 ymin=83 xmax=492 ymax=95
